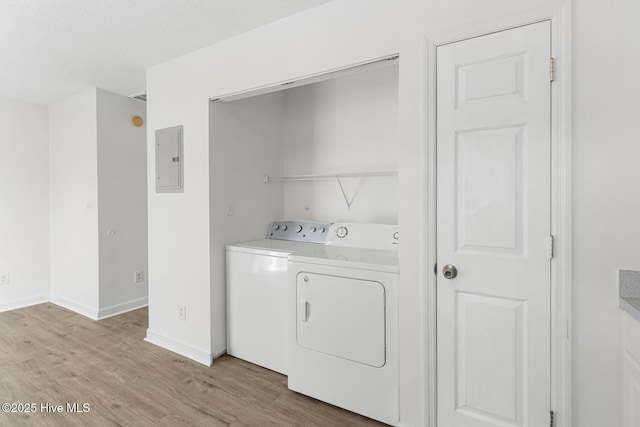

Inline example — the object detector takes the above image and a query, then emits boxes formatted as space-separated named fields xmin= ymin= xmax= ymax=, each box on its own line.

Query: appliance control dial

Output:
xmin=295 ymin=225 xmax=303 ymax=233
xmin=282 ymin=225 xmax=288 ymax=231
xmin=336 ymin=226 xmax=349 ymax=239
xmin=310 ymin=227 xmax=317 ymax=232
xmin=393 ymin=231 xmax=399 ymax=240
xmin=274 ymin=225 xmax=280 ymax=231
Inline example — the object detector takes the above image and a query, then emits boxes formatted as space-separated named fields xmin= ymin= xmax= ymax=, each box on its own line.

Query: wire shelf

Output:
xmin=263 ymin=171 xmax=398 ymax=184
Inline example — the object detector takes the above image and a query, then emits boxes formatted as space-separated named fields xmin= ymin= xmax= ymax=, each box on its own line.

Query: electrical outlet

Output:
xmin=0 ymin=273 xmax=9 ymax=285
xmin=134 ymin=271 xmax=144 ymax=283
xmin=178 ymin=305 xmax=186 ymax=321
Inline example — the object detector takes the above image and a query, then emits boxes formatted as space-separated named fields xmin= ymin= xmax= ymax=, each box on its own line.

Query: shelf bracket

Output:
xmin=335 ymin=176 xmax=354 ymax=209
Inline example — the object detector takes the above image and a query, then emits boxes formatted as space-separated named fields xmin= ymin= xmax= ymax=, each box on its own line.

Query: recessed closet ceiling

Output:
xmin=0 ymin=0 xmax=332 ymax=105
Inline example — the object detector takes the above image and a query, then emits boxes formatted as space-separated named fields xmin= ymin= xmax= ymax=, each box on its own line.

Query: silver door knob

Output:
xmin=442 ymin=264 xmax=458 ymax=279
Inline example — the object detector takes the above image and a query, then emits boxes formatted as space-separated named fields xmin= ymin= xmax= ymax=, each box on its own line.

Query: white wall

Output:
xmin=209 ymin=92 xmax=285 ymax=354
xmin=96 ymin=89 xmax=148 ymax=318
xmin=0 ymin=96 xmax=50 ymax=312
xmin=49 ymin=89 xmax=100 ymax=317
xmin=282 ymin=63 xmax=399 ymax=223
xmin=572 ymin=0 xmax=640 ymax=425
xmin=146 ymin=1 xmax=587 ymax=426
xmin=49 ymin=88 xmax=147 ymax=320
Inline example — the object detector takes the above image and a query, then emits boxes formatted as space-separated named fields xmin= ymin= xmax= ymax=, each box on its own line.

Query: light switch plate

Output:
xmin=134 ymin=271 xmax=144 ymax=283
xmin=0 ymin=273 xmax=10 ymax=285
xmin=226 ymin=202 xmax=235 ymax=216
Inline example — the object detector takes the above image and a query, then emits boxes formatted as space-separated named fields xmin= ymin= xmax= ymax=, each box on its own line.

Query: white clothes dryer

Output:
xmin=287 ymin=223 xmax=399 ymax=425
xmin=226 ymin=221 xmax=330 ymax=374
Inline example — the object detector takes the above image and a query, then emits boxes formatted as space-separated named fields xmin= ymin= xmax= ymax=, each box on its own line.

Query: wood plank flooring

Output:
xmin=0 ymin=303 xmax=384 ymax=427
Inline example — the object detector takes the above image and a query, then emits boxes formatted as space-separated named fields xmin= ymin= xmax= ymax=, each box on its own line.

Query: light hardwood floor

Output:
xmin=0 ymin=303 xmax=384 ymax=427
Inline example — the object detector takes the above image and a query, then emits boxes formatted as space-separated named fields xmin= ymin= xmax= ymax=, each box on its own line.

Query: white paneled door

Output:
xmin=436 ymin=21 xmax=552 ymax=427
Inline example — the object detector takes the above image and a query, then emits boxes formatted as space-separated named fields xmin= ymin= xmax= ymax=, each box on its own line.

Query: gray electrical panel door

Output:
xmin=155 ymin=125 xmax=183 ymax=193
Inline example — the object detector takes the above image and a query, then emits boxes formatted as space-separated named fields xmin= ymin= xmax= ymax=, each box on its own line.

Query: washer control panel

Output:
xmin=268 ymin=221 xmax=331 ymax=243
xmin=326 ymin=223 xmax=399 ymax=250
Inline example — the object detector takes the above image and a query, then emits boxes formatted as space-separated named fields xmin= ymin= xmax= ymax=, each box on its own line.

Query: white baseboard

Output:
xmin=97 ymin=297 xmax=148 ymax=320
xmin=0 ymin=294 xmax=49 ymax=313
xmin=145 ymin=328 xmax=213 ymax=366
xmin=212 ymin=348 xmax=227 ymax=359
xmin=12 ymin=294 xmax=148 ymax=322
xmin=50 ymin=294 xmax=99 ymax=320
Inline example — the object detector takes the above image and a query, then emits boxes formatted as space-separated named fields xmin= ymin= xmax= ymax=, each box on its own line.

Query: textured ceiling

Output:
xmin=0 ymin=0 xmax=332 ymax=105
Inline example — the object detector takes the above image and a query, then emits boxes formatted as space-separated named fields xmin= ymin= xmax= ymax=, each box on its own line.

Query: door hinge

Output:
xmin=548 ymin=235 xmax=555 ymax=259
xmin=550 ymin=410 xmax=555 ymax=427
xmin=550 ymin=58 xmax=555 ymax=82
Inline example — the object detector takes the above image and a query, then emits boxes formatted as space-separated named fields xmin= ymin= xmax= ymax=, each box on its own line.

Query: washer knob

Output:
xmin=310 ymin=227 xmax=317 ymax=232
xmin=282 ymin=225 xmax=288 ymax=231
xmin=274 ymin=224 xmax=280 ymax=231
xmin=336 ymin=226 xmax=349 ymax=239
xmin=295 ymin=225 xmax=303 ymax=233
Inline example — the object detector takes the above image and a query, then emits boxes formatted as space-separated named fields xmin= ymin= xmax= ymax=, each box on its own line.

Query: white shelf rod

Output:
xmin=263 ymin=171 xmax=398 ymax=184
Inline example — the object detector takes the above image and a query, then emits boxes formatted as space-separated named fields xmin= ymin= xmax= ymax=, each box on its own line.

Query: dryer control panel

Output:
xmin=268 ymin=221 xmax=331 ymax=243
xmin=325 ymin=223 xmax=399 ymax=250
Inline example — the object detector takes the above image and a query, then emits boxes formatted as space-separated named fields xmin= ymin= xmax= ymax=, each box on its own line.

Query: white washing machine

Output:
xmin=287 ymin=223 xmax=399 ymax=425
xmin=226 ymin=220 xmax=330 ymax=375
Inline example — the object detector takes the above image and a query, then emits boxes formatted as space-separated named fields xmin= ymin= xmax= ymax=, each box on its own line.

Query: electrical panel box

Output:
xmin=155 ymin=125 xmax=183 ymax=193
